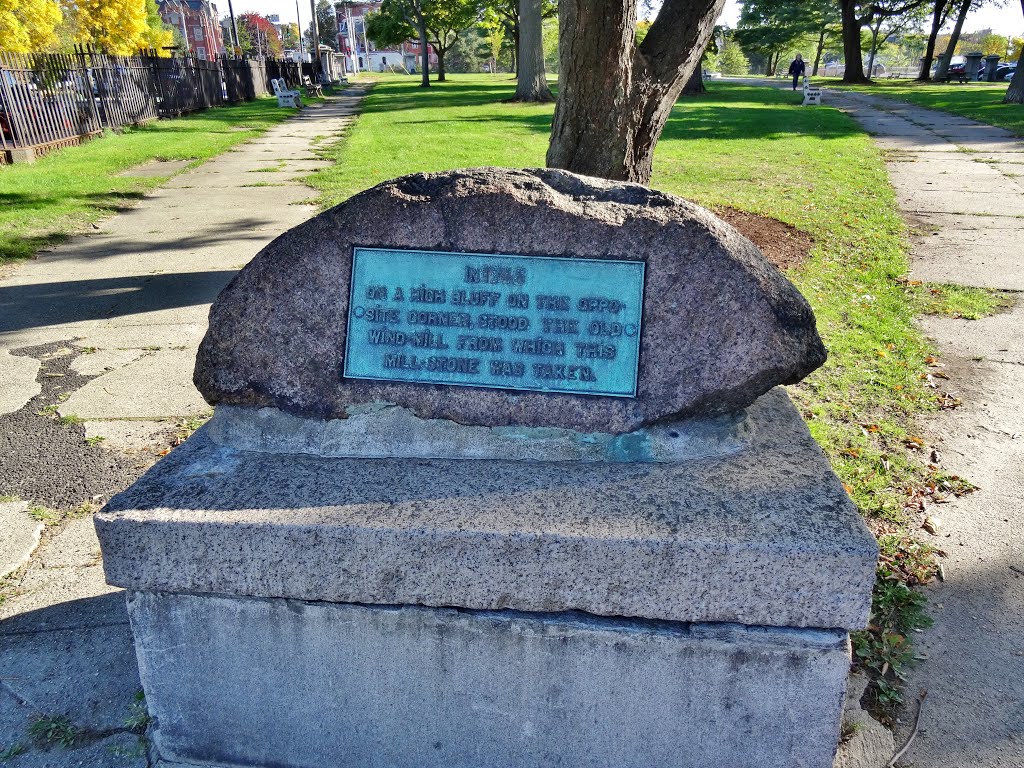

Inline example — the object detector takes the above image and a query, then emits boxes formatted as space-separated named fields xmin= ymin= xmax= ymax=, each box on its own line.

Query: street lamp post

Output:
xmin=226 ymin=0 xmax=240 ymax=57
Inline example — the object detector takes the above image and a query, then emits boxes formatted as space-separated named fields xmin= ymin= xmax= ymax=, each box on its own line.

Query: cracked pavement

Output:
xmin=0 ymin=91 xmax=365 ymax=766
xmin=828 ymin=89 xmax=1024 ymax=767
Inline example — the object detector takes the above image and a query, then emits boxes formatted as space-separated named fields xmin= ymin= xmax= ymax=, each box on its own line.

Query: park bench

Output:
xmin=271 ymin=78 xmax=302 ymax=108
xmin=802 ymin=76 xmax=822 ymax=106
xmin=302 ymin=75 xmax=324 ymax=98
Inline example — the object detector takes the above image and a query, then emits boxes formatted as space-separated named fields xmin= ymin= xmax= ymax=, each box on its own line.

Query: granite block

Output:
xmin=129 ymin=590 xmax=850 ymax=768
xmin=194 ymin=168 xmax=826 ymax=432
xmin=97 ymin=389 xmax=877 ymax=629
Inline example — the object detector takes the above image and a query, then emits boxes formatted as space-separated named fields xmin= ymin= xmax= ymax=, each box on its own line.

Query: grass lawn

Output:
xmin=820 ymin=78 xmax=1024 ymax=136
xmin=310 ymin=74 xmax=994 ymax=705
xmin=309 ymin=74 xmax=962 ymax=526
xmin=0 ymin=97 xmax=306 ymax=264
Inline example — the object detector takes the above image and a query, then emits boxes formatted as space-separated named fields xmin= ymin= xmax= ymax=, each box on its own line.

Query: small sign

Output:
xmin=343 ymin=248 xmax=645 ymax=397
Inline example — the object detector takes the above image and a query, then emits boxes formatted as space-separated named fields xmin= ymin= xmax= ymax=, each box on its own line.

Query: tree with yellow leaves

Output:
xmin=141 ymin=0 xmax=174 ymax=52
xmin=64 ymin=0 xmax=170 ymax=55
xmin=0 ymin=0 xmax=63 ymax=53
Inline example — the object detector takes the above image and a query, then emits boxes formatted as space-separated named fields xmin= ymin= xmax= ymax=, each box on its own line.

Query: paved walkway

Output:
xmin=828 ymin=89 xmax=1024 ymax=767
xmin=0 ymin=92 xmax=362 ymax=766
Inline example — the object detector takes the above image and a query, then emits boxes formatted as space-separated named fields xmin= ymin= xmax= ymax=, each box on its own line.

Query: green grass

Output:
xmin=820 ymin=78 xmax=1024 ymax=136
xmin=27 ymin=506 xmax=61 ymax=525
xmin=918 ymin=282 xmax=1015 ymax=319
xmin=0 ymin=98 xmax=306 ymax=264
xmin=310 ymin=74 xmax=949 ymax=524
xmin=310 ymin=74 xmax=970 ymax=703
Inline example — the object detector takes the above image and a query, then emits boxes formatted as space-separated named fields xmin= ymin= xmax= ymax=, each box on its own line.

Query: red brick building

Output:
xmin=158 ymin=0 xmax=226 ymax=60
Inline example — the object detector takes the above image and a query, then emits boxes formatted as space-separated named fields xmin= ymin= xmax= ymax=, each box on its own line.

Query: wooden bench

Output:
xmin=303 ymin=75 xmax=324 ymax=98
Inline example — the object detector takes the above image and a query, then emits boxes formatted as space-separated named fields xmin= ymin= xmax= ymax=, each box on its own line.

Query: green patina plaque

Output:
xmin=343 ymin=247 xmax=645 ymax=397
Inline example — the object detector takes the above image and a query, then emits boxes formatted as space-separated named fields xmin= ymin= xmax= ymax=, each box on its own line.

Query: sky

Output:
xmin=224 ymin=0 xmax=1024 ymax=38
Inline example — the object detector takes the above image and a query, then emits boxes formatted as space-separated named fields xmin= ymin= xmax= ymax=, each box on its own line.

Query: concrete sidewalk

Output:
xmin=0 ymin=91 xmax=363 ymax=766
xmin=828 ymin=89 xmax=1024 ymax=767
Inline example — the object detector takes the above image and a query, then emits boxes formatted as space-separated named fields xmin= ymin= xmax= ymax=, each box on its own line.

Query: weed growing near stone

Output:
xmin=0 ymin=742 xmax=25 ymax=759
xmin=124 ymin=690 xmax=152 ymax=733
xmin=853 ymin=535 xmax=937 ymax=711
xmin=27 ymin=506 xmax=61 ymax=525
xmin=28 ymin=715 xmax=78 ymax=748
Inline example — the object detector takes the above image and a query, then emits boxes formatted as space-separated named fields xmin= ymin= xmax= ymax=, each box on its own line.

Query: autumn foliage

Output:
xmin=0 ymin=0 xmax=172 ymax=55
xmin=0 ymin=0 xmax=62 ymax=52
xmin=238 ymin=12 xmax=284 ymax=58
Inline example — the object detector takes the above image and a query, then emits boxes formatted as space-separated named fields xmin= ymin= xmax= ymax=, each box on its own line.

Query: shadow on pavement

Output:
xmin=0 ymin=591 xmax=141 ymax=742
xmin=0 ymin=270 xmax=238 ymax=333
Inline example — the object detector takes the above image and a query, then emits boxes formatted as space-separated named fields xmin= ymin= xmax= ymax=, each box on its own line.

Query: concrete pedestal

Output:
xmin=135 ymin=593 xmax=850 ymax=768
xmin=98 ymin=388 xmax=877 ymax=768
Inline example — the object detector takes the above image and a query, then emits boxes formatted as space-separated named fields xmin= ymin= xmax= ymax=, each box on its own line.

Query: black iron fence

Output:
xmin=0 ymin=46 xmax=303 ymax=161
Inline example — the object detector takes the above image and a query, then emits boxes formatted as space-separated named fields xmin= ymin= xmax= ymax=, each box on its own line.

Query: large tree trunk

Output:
xmin=840 ymin=0 xmax=870 ymax=83
xmin=513 ymin=0 xmax=553 ymax=100
xmin=812 ymin=29 xmax=826 ymax=76
xmin=682 ymin=65 xmax=705 ymax=94
xmin=917 ymin=0 xmax=949 ymax=80
xmin=1006 ymin=1 xmax=1024 ymax=101
xmin=546 ymin=0 xmax=725 ymax=184
xmin=935 ymin=0 xmax=971 ymax=81
xmin=1005 ymin=55 xmax=1024 ymax=101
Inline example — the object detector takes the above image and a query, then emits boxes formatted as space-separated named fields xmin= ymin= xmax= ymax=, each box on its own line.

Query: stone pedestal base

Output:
xmin=98 ymin=389 xmax=877 ymax=768
xmin=132 ymin=591 xmax=850 ymax=768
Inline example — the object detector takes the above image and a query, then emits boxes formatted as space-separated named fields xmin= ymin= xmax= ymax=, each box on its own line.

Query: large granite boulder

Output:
xmin=195 ymin=167 xmax=826 ymax=433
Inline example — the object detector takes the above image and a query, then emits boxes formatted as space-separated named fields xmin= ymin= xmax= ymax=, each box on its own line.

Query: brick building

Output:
xmin=158 ymin=0 xmax=226 ymax=60
xmin=335 ymin=1 xmax=435 ymax=73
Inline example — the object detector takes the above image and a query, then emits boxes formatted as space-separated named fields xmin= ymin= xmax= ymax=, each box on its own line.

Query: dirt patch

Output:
xmin=0 ymin=342 xmax=149 ymax=510
xmin=713 ymin=207 xmax=814 ymax=271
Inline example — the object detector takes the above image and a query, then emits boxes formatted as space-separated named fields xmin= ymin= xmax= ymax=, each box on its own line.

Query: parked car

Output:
xmin=996 ymin=62 xmax=1017 ymax=81
xmin=940 ymin=61 xmax=968 ymax=82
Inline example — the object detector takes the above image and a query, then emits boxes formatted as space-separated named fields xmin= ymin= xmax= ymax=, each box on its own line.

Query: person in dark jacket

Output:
xmin=788 ymin=53 xmax=806 ymax=90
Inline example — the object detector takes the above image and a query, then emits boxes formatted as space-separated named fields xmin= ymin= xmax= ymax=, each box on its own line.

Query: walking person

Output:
xmin=788 ymin=53 xmax=806 ymax=90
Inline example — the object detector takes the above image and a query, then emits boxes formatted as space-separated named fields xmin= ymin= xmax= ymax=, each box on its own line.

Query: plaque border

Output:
xmin=342 ymin=246 xmax=645 ymax=398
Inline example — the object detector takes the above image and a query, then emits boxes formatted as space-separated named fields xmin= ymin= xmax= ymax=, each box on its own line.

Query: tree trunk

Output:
xmin=867 ymin=22 xmax=882 ymax=79
xmin=812 ymin=29 xmax=826 ymax=76
xmin=840 ymin=0 xmax=870 ymax=83
xmin=546 ymin=0 xmax=725 ymax=184
xmin=513 ymin=0 xmax=553 ymax=100
xmin=1006 ymin=0 xmax=1024 ymax=101
xmin=417 ymin=14 xmax=430 ymax=87
xmin=437 ymin=45 xmax=447 ymax=81
xmin=682 ymin=65 xmax=705 ymax=95
xmin=1005 ymin=54 xmax=1024 ymax=101
xmin=917 ymin=0 xmax=949 ymax=80
xmin=936 ymin=0 xmax=970 ymax=81
xmin=513 ymin=26 xmax=520 ymax=77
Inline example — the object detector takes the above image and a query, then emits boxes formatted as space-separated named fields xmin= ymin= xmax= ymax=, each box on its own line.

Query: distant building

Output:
xmin=334 ymin=1 xmax=435 ymax=73
xmin=158 ymin=0 xmax=225 ymax=60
